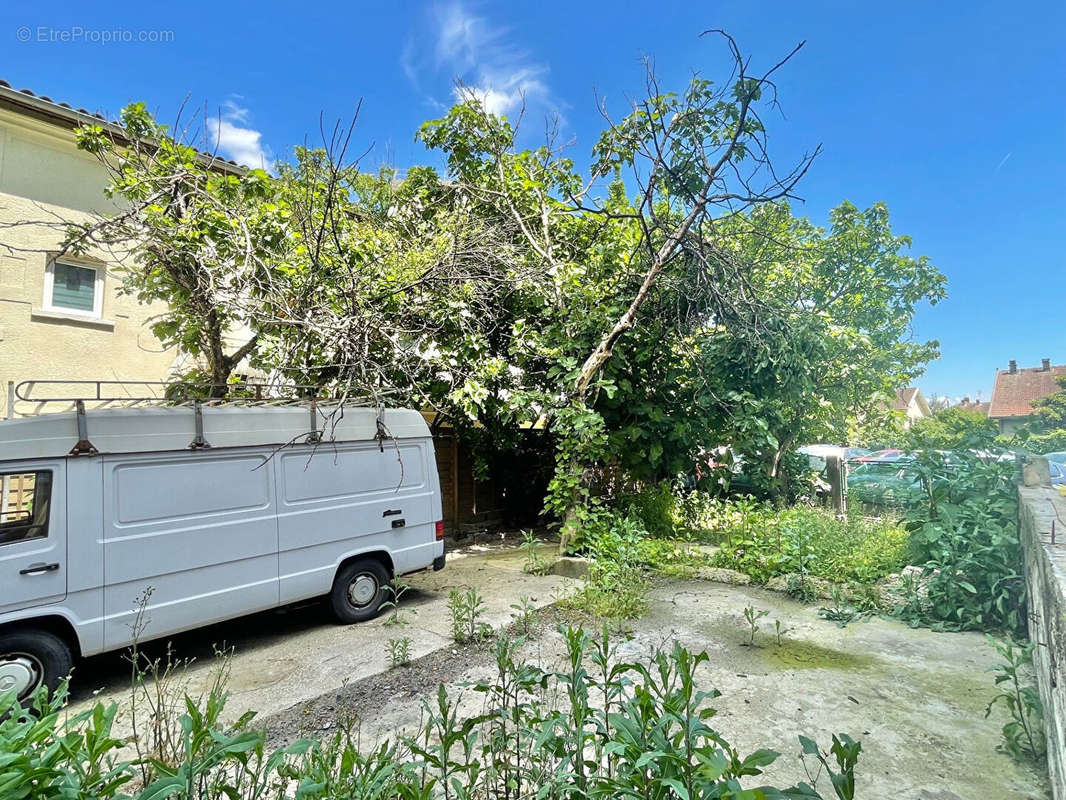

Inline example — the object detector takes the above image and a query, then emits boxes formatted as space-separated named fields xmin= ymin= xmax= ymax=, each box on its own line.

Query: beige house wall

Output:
xmin=0 ymin=107 xmax=177 ymax=417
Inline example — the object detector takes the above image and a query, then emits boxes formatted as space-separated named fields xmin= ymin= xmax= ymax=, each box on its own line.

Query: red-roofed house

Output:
xmin=989 ymin=359 xmax=1066 ymax=434
xmin=892 ymin=387 xmax=931 ymax=428
xmin=956 ymin=397 xmax=991 ymax=416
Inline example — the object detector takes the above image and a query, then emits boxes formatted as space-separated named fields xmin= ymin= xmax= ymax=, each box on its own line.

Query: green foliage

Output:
xmin=380 ymin=579 xmax=416 ymax=628
xmin=743 ymin=606 xmax=770 ymax=645
xmin=786 ymin=574 xmax=819 ymax=604
xmin=1030 ymin=374 xmax=1066 ymax=429
xmin=701 ymin=201 xmax=945 ymax=494
xmin=1022 ymin=429 xmax=1066 ymax=455
xmin=386 ymin=636 xmax=412 ymax=668
xmin=818 ymin=589 xmax=870 ymax=628
xmin=985 ymin=637 xmax=1046 ymax=763
xmin=1 ymin=629 xmax=864 ymax=799
xmin=1014 ymin=375 xmax=1066 ymax=455
xmin=710 ymin=503 xmax=910 ymax=584
xmin=799 ymin=734 xmax=862 ymax=800
xmin=70 ymin=36 xmax=943 ymax=533
xmin=509 ymin=596 xmax=539 ymax=637
xmin=72 ymin=105 xmax=285 ymax=389
xmin=623 ymin=481 xmax=679 ymax=538
xmin=447 ymin=586 xmax=492 ymax=644
xmin=520 ymin=530 xmax=550 ymax=576
xmin=774 ymin=619 xmax=790 ymax=646
xmin=562 ymin=514 xmax=650 ymax=619
xmin=848 ymin=408 xmax=907 ymax=451
xmin=0 ymin=683 xmax=131 ymax=799
xmin=902 ymin=451 xmax=1025 ymax=633
xmin=905 ymin=407 xmax=999 ymax=451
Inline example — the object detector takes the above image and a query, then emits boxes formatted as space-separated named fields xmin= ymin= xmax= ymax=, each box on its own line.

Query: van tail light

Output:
xmin=435 ymin=520 xmax=445 ymax=541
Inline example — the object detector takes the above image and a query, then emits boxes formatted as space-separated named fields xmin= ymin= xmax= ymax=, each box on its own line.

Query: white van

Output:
xmin=0 ymin=404 xmax=445 ymax=701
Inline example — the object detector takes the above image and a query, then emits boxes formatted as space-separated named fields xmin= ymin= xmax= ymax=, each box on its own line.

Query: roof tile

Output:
xmin=989 ymin=364 xmax=1066 ymax=418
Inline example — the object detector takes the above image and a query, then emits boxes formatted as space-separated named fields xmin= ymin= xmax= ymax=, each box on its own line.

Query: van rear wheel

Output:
xmin=330 ymin=559 xmax=390 ymax=624
xmin=0 ymin=630 xmax=72 ymax=705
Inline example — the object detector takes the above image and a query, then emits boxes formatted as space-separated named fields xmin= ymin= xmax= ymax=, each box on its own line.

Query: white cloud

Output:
xmin=434 ymin=1 xmax=482 ymax=68
xmin=454 ymin=68 xmax=548 ymax=117
xmin=405 ymin=1 xmax=553 ymax=119
xmin=207 ymin=100 xmax=271 ymax=169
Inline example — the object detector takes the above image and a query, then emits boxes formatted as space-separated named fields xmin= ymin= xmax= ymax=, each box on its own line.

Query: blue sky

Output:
xmin=3 ymin=1 xmax=1064 ymax=401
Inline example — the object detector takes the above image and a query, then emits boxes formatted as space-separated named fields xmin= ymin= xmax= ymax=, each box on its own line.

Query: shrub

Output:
xmin=622 ymin=480 xmax=678 ymax=537
xmin=710 ymin=503 xmax=910 ymax=584
xmin=902 ymin=451 xmax=1025 ymax=633
xmin=562 ymin=513 xmax=650 ymax=618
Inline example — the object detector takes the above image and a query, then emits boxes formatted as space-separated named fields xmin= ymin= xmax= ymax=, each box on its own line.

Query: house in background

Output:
xmin=989 ymin=358 xmax=1066 ymax=435
xmin=956 ymin=397 xmax=991 ymax=416
xmin=892 ymin=387 xmax=932 ymax=428
xmin=0 ymin=79 xmax=246 ymax=418
xmin=0 ymin=80 xmax=517 ymax=536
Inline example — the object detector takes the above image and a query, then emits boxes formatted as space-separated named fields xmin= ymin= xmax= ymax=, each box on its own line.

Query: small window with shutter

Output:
xmin=45 ymin=260 xmax=103 ymax=317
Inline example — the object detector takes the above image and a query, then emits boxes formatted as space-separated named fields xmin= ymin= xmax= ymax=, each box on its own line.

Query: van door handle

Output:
xmin=19 ymin=562 xmax=59 ymax=576
xmin=382 ymin=509 xmax=403 ymax=517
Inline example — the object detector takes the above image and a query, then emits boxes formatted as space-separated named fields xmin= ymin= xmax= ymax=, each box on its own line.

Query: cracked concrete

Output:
xmin=68 ymin=537 xmax=574 ymax=729
xmin=66 ymin=540 xmax=1049 ymax=798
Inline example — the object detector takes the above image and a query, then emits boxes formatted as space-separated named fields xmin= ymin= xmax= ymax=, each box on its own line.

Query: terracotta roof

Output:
xmin=957 ymin=399 xmax=991 ymax=415
xmin=989 ymin=363 xmax=1066 ymax=419
xmin=0 ymin=78 xmax=245 ymax=175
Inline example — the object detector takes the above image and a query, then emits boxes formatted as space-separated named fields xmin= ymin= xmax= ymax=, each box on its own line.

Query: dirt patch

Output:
xmin=261 ymin=609 xmax=563 ymax=747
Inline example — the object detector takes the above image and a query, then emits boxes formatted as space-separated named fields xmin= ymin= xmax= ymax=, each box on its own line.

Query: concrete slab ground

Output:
xmin=635 ymin=581 xmax=1049 ymax=799
xmin=260 ymin=574 xmax=1050 ymax=800
xmin=67 ymin=541 xmax=1049 ymax=798
xmin=67 ymin=538 xmax=574 ymax=727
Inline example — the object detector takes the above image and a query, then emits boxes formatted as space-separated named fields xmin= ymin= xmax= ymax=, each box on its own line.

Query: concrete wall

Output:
xmin=1000 ymin=416 xmax=1030 ymax=436
xmin=0 ymin=106 xmax=177 ymax=416
xmin=1019 ymin=479 xmax=1066 ymax=798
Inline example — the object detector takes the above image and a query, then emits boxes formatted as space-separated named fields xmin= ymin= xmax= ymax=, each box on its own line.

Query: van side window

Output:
xmin=0 ymin=471 xmax=52 ymax=546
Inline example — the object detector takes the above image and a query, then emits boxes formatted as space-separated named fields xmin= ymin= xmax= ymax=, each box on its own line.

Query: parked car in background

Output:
xmin=847 ymin=452 xmax=924 ymax=508
xmin=797 ymin=444 xmax=871 ymax=473
xmin=1049 ymin=460 xmax=1066 ymax=486
xmin=852 ymin=448 xmax=903 ymax=463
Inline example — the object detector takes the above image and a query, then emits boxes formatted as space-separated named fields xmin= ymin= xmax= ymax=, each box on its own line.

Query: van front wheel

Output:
xmin=330 ymin=559 xmax=390 ymax=624
xmin=0 ymin=629 xmax=72 ymax=704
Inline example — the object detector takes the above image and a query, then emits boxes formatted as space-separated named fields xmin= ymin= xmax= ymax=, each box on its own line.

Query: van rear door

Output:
xmin=0 ymin=461 xmax=67 ymax=615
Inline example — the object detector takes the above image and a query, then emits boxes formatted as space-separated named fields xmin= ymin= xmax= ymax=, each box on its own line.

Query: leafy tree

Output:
xmin=905 ymin=406 xmax=998 ymax=451
xmin=52 ymin=31 xmax=947 ymax=538
xmin=69 ymin=103 xmax=286 ymax=393
xmin=696 ymin=201 xmax=945 ymax=491
xmin=419 ymin=32 xmax=821 ymax=546
xmin=1017 ymin=375 xmax=1066 ymax=454
xmin=1030 ymin=375 xmax=1066 ymax=430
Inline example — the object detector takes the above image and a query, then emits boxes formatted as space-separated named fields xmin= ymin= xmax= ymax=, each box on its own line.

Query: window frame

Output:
xmin=0 ymin=469 xmax=52 ymax=547
xmin=43 ymin=258 xmax=104 ymax=318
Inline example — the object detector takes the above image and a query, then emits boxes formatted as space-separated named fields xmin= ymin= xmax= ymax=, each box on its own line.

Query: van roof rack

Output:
xmin=2 ymin=380 xmax=420 ymax=460
xmin=9 ymin=379 xmax=387 ymax=416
